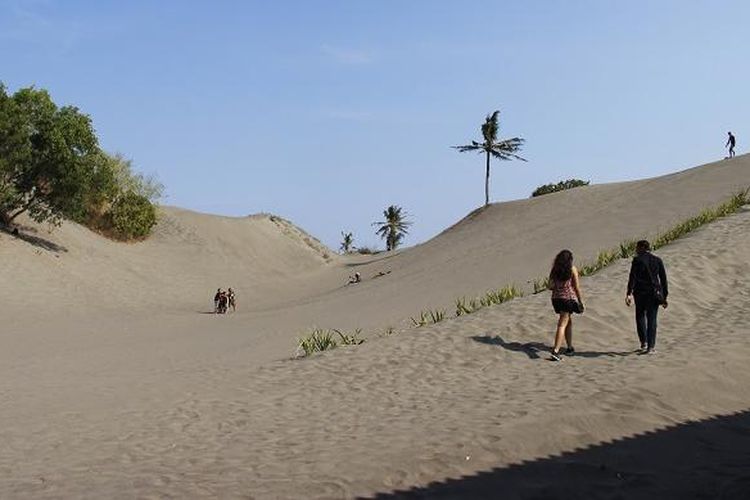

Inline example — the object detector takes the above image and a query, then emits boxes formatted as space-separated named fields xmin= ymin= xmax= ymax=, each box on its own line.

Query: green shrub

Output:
xmin=297 ymin=329 xmax=339 ymax=357
xmin=531 ymin=179 xmax=589 ymax=197
xmin=296 ymin=328 xmax=366 ymax=357
xmin=108 ymin=191 xmax=157 ymax=240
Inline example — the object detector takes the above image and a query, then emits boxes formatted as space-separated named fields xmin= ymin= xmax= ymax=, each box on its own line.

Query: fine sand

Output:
xmin=1 ymin=155 xmax=749 ymax=498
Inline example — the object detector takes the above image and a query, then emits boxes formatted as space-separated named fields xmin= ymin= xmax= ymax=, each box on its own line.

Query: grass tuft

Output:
xmin=296 ymin=327 xmax=366 ymax=357
xmin=411 ymin=309 xmax=446 ymax=327
xmin=454 ymin=285 xmax=524 ymax=316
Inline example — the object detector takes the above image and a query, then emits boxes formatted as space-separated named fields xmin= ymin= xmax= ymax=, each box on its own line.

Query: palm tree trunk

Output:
xmin=484 ymin=151 xmax=490 ymax=206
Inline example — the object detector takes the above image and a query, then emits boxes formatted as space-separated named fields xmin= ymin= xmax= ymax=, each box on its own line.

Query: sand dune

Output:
xmin=1 ymin=155 xmax=749 ymax=498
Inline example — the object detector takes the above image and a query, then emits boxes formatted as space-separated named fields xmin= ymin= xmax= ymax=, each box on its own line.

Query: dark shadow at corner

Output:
xmin=472 ymin=335 xmax=633 ymax=359
xmin=1 ymin=224 xmax=68 ymax=253
xmin=364 ymin=408 xmax=750 ymax=499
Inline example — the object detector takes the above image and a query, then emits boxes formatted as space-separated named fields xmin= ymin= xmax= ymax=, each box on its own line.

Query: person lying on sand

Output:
xmin=347 ymin=272 xmax=361 ymax=284
xmin=548 ymin=249 xmax=585 ymax=361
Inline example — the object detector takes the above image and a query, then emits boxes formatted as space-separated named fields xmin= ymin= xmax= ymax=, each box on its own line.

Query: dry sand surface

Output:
xmin=1 ymin=155 xmax=749 ymax=498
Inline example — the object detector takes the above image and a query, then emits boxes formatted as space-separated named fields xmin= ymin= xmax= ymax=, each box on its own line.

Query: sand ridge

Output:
xmin=1 ymin=155 xmax=750 ymax=498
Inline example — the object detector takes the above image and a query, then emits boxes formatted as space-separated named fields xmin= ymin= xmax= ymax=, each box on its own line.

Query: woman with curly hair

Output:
xmin=548 ymin=249 xmax=585 ymax=361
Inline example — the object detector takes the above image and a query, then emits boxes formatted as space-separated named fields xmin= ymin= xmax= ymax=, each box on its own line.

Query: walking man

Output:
xmin=726 ymin=131 xmax=736 ymax=158
xmin=626 ymin=240 xmax=668 ymax=354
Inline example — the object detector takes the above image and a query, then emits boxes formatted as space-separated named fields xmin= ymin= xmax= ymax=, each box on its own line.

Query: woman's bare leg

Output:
xmin=565 ymin=318 xmax=573 ymax=349
xmin=553 ymin=313 xmax=570 ymax=353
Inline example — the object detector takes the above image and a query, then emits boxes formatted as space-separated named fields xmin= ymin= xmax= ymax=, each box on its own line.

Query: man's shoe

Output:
xmin=548 ymin=352 xmax=563 ymax=362
xmin=563 ymin=347 xmax=575 ymax=356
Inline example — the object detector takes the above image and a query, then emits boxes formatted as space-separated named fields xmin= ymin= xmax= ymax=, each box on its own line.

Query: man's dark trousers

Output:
xmin=634 ymin=293 xmax=659 ymax=349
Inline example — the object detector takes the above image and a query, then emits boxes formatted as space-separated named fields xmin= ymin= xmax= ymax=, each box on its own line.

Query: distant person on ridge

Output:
xmin=626 ymin=240 xmax=668 ymax=354
xmin=228 ymin=288 xmax=236 ymax=312
xmin=726 ymin=131 xmax=736 ymax=158
xmin=547 ymin=249 xmax=585 ymax=361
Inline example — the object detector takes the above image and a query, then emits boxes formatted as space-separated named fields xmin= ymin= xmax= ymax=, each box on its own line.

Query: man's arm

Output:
xmin=658 ymin=258 xmax=668 ymax=298
xmin=627 ymin=259 xmax=636 ymax=296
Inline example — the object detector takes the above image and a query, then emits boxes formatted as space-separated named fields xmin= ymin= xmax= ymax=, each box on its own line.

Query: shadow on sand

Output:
xmin=366 ymin=408 xmax=750 ymax=499
xmin=472 ymin=335 xmax=633 ymax=359
xmin=1 ymin=224 xmax=68 ymax=253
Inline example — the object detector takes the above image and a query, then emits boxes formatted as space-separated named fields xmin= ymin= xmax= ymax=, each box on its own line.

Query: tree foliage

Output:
xmin=531 ymin=179 xmax=589 ymax=197
xmin=453 ymin=110 xmax=526 ymax=206
xmin=108 ymin=191 xmax=157 ymax=240
xmin=340 ymin=231 xmax=354 ymax=253
xmin=0 ymin=83 xmax=161 ymax=240
xmin=373 ymin=205 xmax=411 ymax=251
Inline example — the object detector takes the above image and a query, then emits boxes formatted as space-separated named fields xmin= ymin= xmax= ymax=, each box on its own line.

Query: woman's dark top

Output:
xmin=627 ymin=252 xmax=668 ymax=299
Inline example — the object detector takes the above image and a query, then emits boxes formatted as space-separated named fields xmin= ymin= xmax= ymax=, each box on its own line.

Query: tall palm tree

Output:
xmin=340 ymin=231 xmax=354 ymax=253
xmin=373 ymin=205 xmax=412 ymax=251
xmin=453 ymin=110 xmax=526 ymax=206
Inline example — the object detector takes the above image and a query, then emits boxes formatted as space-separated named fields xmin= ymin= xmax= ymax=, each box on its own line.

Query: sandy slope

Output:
xmin=1 ymin=155 xmax=749 ymax=498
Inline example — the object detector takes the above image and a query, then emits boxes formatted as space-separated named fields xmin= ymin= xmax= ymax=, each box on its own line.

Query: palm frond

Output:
xmin=481 ymin=111 xmax=500 ymax=143
xmin=452 ymin=143 xmax=482 ymax=153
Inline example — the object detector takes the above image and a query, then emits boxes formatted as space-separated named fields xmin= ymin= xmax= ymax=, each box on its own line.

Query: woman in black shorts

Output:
xmin=548 ymin=249 xmax=585 ymax=361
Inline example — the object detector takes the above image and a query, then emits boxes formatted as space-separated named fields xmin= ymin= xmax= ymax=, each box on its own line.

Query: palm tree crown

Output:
xmin=340 ymin=231 xmax=354 ymax=253
xmin=453 ymin=110 xmax=526 ymax=206
xmin=373 ymin=205 xmax=412 ymax=251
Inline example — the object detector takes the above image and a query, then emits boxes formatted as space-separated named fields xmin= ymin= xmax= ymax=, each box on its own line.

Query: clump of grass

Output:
xmin=297 ymin=328 xmax=339 ymax=357
xmin=454 ymin=285 xmax=524 ymax=317
xmin=455 ymin=296 xmax=480 ymax=316
xmin=378 ymin=326 xmax=397 ymax=337
xmin=411 ymin=309 xmax=446 ymax=327
xmin=532 ymin=276 xmax=550 ymax=295
xmin=619 ymin=239 xmax=637 ymax=259
xmin=334 ymin=328 xmax=365 ymax=346
xmin=579 ymin=249 xmax=618 ymax=277
xmin=485 ymin=285 xmax=524 ymax=305
xmin=296 ymin=327 xmax=366 ymax=357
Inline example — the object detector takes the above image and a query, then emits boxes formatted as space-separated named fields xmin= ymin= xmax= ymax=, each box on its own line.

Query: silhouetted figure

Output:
xmin=726 ymin=132 xmax=736 ymax=158
xmin=214 ymin=288 xmax=222 ymax=313
xmin=626 ymin=240 xmax=668 ymax=354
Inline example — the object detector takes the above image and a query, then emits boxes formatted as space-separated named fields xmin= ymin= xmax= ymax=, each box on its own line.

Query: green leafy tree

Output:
xmin=108 ymin=191 xmax=157 ymax=240
xmin=373 ymin=205 xmax=411 ymax=251
xmin=0 ymin=83 xmax=162 ymax=241
xmin=453 ymin=110 xmax=526 ymax=206
xmin=0 ymin=85 xmax=103 ymax=225
xmin=340 ymin=231 xmax=354 ymax=253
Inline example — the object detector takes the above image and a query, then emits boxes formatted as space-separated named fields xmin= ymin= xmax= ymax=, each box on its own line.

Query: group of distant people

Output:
xmin=547 ymin=240 xmax=668 ymax=361
xmin=213 ymin=288 xmax=236 ymax=314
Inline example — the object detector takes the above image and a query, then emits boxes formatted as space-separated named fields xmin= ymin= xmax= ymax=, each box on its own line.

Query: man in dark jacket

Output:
xmin=626 ymin=240 xmax=668 ymax=354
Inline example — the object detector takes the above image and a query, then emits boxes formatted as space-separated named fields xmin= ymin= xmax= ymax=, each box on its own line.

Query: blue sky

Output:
xmin=2 ymin=1 xmax=748 ymax=250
